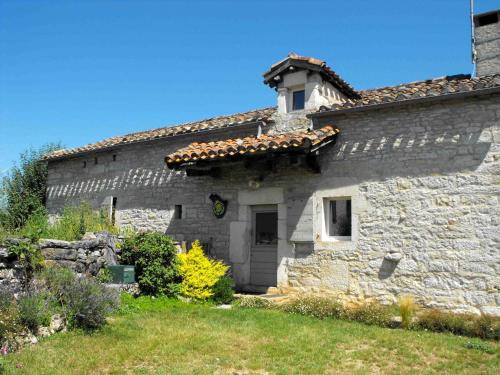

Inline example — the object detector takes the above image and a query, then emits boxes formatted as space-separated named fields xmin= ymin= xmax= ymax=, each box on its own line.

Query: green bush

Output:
xmin=472 ymin=314 xmax=500 ymax=341
xmin=234 ymin=296 xmax=276 ymax=309
xmin=121 ymin=232 xmax=181 ymax=296
xmin=8 ymin=240 xmax=44 ymax=285
xmin=64 ymin=277 xmax=119 ymax=330
xmin=416 ymin=309 xmax=471 ymax=336
xmin=281 ymin=295 xmax=344 ymax=319
xmin=0 ymin=291 xmax=19 ymax=343
xmin=36 ymin=266 xmax=76 ymax=304
xmin=43 ymin=202 xmax=118 ymax=241
xmin=17 ymin=292 xmax=53 ymax=332
xmin=343 ymin=302 xmax=393 ymax=327
xmin=18 ymin=207 xmax=49 ymax=242
xmin=211 ymin=275 xmax=235 ymax=304
xmin=35 ymin=266 xmax=119 ymax=330
xmin=0 ymin=144 xmax=61 ymax=230
xmin=463 ymin=339 xmax=495 ymax=354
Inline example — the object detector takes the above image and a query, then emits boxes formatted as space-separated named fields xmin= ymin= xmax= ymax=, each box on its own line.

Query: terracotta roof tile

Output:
xmin=165 ymin=125 xmax=339 ymax=168
xmin=326 ymin=74 xmax=500 ymax=110
xmin=44 ymin=107 xmax=276 ymax=160
xmin=263 ymin=53 xmax=359 ymax=99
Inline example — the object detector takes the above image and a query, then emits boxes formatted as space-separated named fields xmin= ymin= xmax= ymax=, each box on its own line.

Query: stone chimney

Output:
xmin=474 ymin=9 xmax=500 ymax=76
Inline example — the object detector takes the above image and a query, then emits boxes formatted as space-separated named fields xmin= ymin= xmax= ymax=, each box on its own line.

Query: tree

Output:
xmin=0 ymin=144 xmax=62 ymax=229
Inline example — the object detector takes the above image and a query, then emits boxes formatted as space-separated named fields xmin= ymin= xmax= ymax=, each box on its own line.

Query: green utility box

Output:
xmin=107 ymin=265 xmax=135 ymax=284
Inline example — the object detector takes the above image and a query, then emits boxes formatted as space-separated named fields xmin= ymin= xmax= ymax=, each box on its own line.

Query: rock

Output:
xmin=50 ymin=314 xmax=65 ymax=332
xmin=40 ymin=248 xmax=78 ymax=261
xmin=480 ymin=306 xmax=500 ymax=317
xmin=102 ymin=247 xmax=118 ymax=265
xmin=0 ymin=247 xmax=11 ymax=259
xmin=38 ymin=239 xmax=72 ymax=248
xmin=384 ymin=252 xmax=402 ymax=262
xmin=0 ymin=268 xmax=14 ymax=279
xmin=71 ymin=239 xmax=100 ymax=249
xmin=82 ymin=232 xmax=97 ymax=241
xmin=37 ymin=327 xmax=51 ymax=337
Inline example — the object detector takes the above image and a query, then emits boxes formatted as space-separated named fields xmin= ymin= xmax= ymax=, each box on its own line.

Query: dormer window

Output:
xmin=263 ymin=53 xmax=359 ymax=114
xmin=292 ymin=90 xmax=305 ymax=111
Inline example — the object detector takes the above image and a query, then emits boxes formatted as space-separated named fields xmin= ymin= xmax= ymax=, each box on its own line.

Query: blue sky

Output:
xmin=0 ymin=0 xmax=496 ymax=174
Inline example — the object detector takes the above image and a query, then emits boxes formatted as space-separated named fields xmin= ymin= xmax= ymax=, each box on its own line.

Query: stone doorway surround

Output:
xmin=229 ymin=187 xmax=294 ymax=290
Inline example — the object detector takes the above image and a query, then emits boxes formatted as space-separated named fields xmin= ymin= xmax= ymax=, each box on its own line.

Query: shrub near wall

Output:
xmin=177 ymin=240 xmax=229 ymax=301
xmin=121 ymin=232 xmax=181 ymax=296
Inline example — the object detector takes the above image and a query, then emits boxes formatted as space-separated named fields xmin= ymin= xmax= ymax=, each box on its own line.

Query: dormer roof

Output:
xmin=263 ymin=53 xmax=360 ymax=99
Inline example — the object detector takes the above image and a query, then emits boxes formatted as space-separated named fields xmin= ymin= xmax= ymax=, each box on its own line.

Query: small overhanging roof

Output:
xmin=165 ymin=125 xmax=340 ymax=169
xmin=263 ymin=53 xmax=359 ymax=99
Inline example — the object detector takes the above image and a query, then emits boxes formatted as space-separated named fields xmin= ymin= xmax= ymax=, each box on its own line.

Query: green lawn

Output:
xmin=3 ymin=296 xmax=499 ymax=375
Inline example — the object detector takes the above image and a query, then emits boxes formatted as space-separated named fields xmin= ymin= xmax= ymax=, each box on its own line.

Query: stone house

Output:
xmin=44 ymin=10 xmax=500 ymax=315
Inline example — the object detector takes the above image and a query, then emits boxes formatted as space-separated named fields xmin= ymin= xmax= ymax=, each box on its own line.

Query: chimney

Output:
xmin=473 ymin=9 xmax=500 ymax=76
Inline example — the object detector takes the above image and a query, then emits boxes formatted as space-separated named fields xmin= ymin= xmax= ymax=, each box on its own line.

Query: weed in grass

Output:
xmin=344 ymin=301 xmax=393 ymax=327
xmin=234 ymin=296 xmax=276 ymax=309
xmin=463 ymin=339 xmax=495 ymax=354
xmin=280 ymin=295 xmax=343 ymax=319
xmin=398 ymin=295 xmax=417 ymax=329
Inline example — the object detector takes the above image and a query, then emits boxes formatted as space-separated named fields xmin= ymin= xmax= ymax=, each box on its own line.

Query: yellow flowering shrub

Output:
xmin=177 ymin=240 xmax=229 ymax=301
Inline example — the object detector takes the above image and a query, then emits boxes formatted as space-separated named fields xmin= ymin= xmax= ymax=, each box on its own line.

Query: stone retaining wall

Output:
xmin=0 ymin=232 xmax=118 ymax=293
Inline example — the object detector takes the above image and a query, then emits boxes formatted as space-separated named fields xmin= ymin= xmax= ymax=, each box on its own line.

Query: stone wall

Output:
xmin=474 ymin=15 xmax=500 ymax=76
xmin=45 ymin=93 xmax=500 ymax=315
xmin=0 ymin=233 xmax=117 ymax=293
xmin=0 ymin=244 xmax=23 ymax=293
xmin=39 ymin=232 xmax=117 ymax=275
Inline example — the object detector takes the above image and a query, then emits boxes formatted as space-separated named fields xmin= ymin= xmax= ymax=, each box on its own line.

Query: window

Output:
xmin=112 ymin=154 xmax=117 ymax=161
xmin=254 ymin=211 xmax=278 ymax=246
xmin=174 ymin=205 xmax=183 ymax=219
xmin=83 ymin=161 xmax=87 ymax=168
xmin=111 ymin=197 xmax=117 ymax=225
xmin=324 ymin=198 xmax=352 ymax=239
xmin=94 ymin=157 xmax=98 ymax=165
xmin=292 ymin=90 xmax=305 ymax=111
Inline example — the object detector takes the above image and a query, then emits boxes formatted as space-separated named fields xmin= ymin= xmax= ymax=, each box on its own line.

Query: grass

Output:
xmin=2 ymin=295 xmax=499 ymax=375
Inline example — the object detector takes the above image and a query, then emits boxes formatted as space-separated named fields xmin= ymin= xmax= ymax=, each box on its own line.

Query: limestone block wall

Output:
xmin=0 ymin=233 xmax=118 ymax=293
xmin=0 ymin=245 xmax=23 ymax=293
xmin=38 ymin=232 xmax=117 ymax=275
xmin=286 ymin=94 xmax=500 ymax=315
xmin=45 ymin=93 xmax=500 ymax=315
xmin=474 ymin=17 xmax=500 ymax=76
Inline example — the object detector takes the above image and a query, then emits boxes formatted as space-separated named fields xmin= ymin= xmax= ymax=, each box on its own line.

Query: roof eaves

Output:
xmin=44 ymin=115 xmax=274 ymax=162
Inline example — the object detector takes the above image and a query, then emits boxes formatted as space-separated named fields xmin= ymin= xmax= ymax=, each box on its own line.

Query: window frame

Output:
xmin=292 ymin=89 xmax=305 ymax=111
xmin=322 ymin=197 xmax=352 ymax=242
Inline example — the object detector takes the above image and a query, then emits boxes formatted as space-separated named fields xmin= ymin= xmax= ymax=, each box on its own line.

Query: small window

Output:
xmin=111 ymin=197 xmax=117 ymax=225
xmin=112 ymin=154 xmax=117 ymax=161
xmin=174 ymin=205 xmax=183 ymax=219
xmin=83 ymin=161 xmax=87 ymax=168
xmin=292 ymin=90 xmax=305 ymax=111
xmin=324 ymin=198 xmax=351 ymax=239
xmin=94 ymin=157 xmax=98 ymax=165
